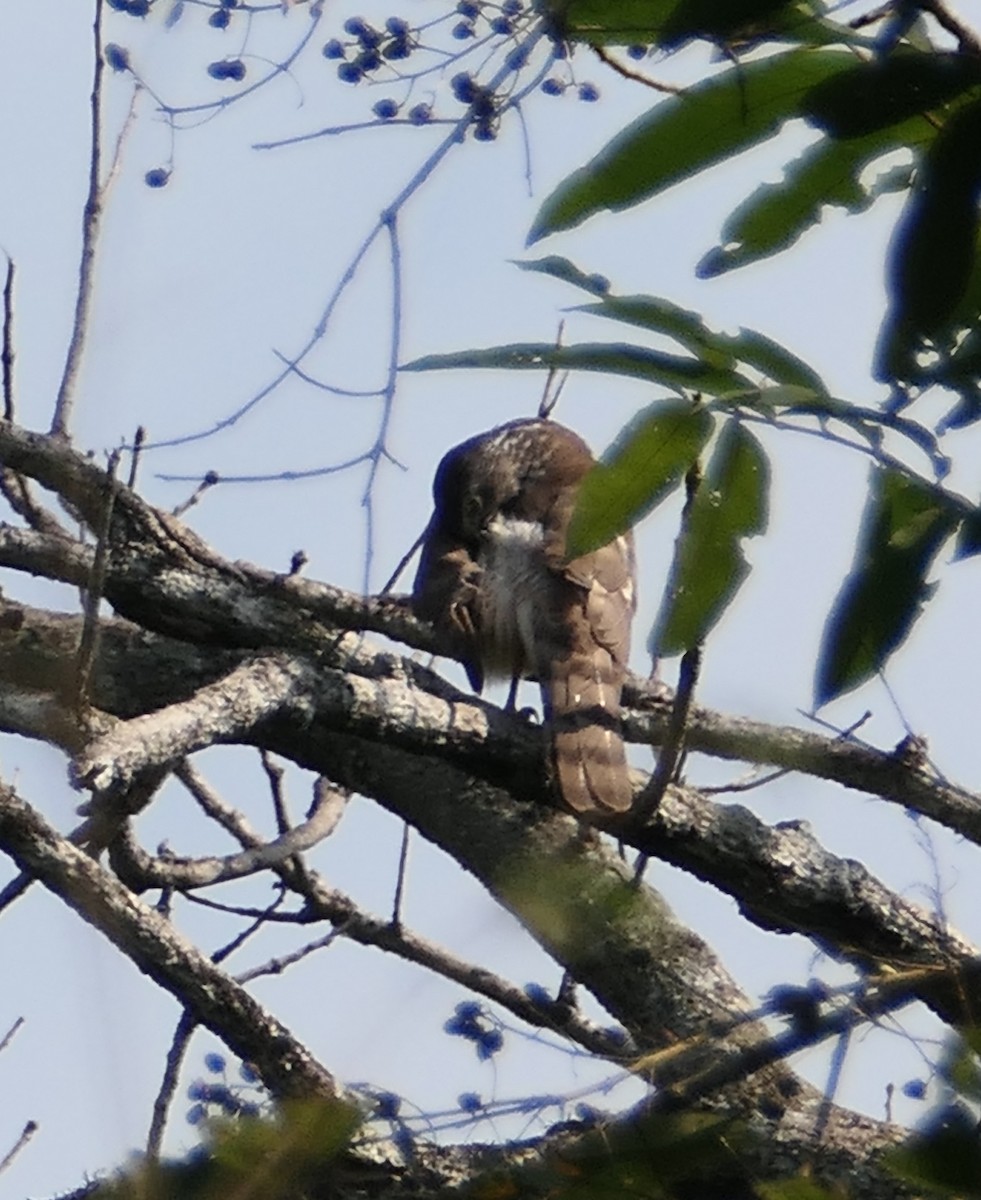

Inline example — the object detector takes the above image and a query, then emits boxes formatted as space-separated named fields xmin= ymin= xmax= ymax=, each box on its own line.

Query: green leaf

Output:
xmin=566 ymin=399 xmax=714 ymax=558
xmin=541 ymin=0 xmax=868 ymax=49
xmin=528 ymin=48 xmax=856 ymax=243
xmin=887 ymin=1106 xmax=981 ymax=1195
xmin=516 ymin=257 xmax=828 ymax=391
xmin=814 ymin=468 xmax=958 ymax=706
xmin=650 ymin=421 xmax=769 ymax=656
xmin=402 ymin=342 xmax=752 ymax=395
xmin=876 ymin=99 xmax=981 ymax=387
xmin=540 ymin=0 xmax=675 ymax=45
xmin=515 ymin=255 xmax=612 ymax=296
xmin=802 ymin=52 xmax=981 ymax=139
xmin=697 ymin=120 xmax=927 ymax=277
xmin=575 ymin=295 xmax=827 ymax=391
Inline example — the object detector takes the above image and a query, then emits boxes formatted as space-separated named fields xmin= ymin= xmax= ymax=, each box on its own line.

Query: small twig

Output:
xmin=0 ymin=1122 xmax=37 ymax=1177
xmin=380 ymin=526 xmax=426 ymax=594
xmin=171 ymin=470 xmax=218 ymax=517
xmin=236 ymin=927 xmax=343 ymax=985
xmin=392 ymin=822 xmax=411 ymax=928
xmin=590 ymin=44 xmax=683 ymax=94
xmin=147 ymin=887 xmax=287 ymax=1158
xmin=631 ymin=645 xmax=701 ymax=882
xmin=146 ymin=1010 xmax=196 ymax=1160
xmin=74 ymin=448 xmax=120 ymax=709
xmin=538 ymin=321 xmax=567 ymax=419
xmin=261 ymin=750 xmax=290 ymax=837
xmin=127 ymin=425 xmax=145 ymax=490
xmin=0 ymin=1016 xmax=24 ymax=1055
xmin=2 ymin=256 xmax=14 ymax=421
xmin=917 ymin=0 xmax=981 ymax=53
xmin=50 ymin=0 xmax=106 ymax=438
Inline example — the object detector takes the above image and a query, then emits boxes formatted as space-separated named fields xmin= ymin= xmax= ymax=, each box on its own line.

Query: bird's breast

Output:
xmin=477 ymin=515 xmax=551 ymax=679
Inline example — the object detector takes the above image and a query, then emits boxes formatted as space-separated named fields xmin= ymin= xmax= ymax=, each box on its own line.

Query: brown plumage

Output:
xmin=412 ymin=418 xmax=635 ymax=815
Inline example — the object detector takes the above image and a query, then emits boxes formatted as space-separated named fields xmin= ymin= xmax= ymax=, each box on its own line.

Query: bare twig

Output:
xmin=0 ymin=1016 xmax=24 ymax=1055
xmin=50 ymin=1 xmax=106 ymax=438
xmin=380 ymin=526 xmax=426 ymax=594
xmin=2 ymin=256 xmax=14 ymax=421
xmin=631 ymin=645 xmax=701 ymax=880
xmin=0 ymin=1122 xmax=37 ymax=1177
xmin=127 ymin=425 xmax=146 ymax=490
xmin=590 ymin=44 xmax=683 ymax=94
xmin=392 ymin=821 xmax=411 ymax=928
xmin=917 ymin=0 xmax=981 ymax=53
xmin=146 ymin=1011 xmax=196 ymax=1160
xmin=0 ymin=780 xmax=346 ymax=1101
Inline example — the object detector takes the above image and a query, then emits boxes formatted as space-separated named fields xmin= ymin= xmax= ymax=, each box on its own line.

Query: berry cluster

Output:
xmin=185 ymin=1054 xmax=264 ymax=1126
xmin=541 ymin=77 xmax=600 ymax=101
xmin=324 ymin=15 xmax=416 ymax=85
xmin=451 ymin=0 xmax=524 ymax=41
xmin=444 ymin=1000 xmax=505 ymax=1060
xmin=451 ymin=72 xmax=501 ymax=140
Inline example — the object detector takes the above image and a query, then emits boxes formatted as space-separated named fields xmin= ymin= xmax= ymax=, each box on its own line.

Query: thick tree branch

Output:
xmin=0 ymin=780 xmax=346 ymax=1103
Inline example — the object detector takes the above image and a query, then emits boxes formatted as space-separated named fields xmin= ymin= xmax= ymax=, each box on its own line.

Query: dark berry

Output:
xmin=373 ymin=98 xmax=399 ymax=119
xmin=577 ymin=82 xmax=599 ymax=101
xmin=337 ymin=61 xmax=362 ymax=82
xmin=603 ymin=1025 xmax=628 ymax=1045
xmin=343 ymin=16 xmax=368 ymax=36
xmin=383 ymin=36 xmax=411 ymax=59
xmin=126 ymin=0 xmax=150 ymax=13
xmin=209 ymin=8 xmax=230 ymax=27
xmin=490 ymin=16 xmax=511 ymax=33
xmin=586 ymin=273 xmax=610 ymax=293
xmin=357 ymin=24 xmax=382 ymax=48
xmin=385 ymin=16 xmax=409 ymax=35
xmin=476 ymin=1028 xmax=503 ymax=1058
xmin=355 ymin=47 xmax=381 ymax=70
xmin=471 ymin=89 xmax=494 ymax=118
xmin=452 ymin=21 xmax=474 ymax=38
xmin=408 ymin=103 xmax=432 ymax=124
xmin=627 ymin=44 xmax=647 ymax=59
xmin=186 ymin=1104 xmax=207 ymax=1126
xmin=504 ymin=44 xmax=528 ymax=70
xmin=207 ymin=59 xmax=245 ymax=80
xmin=451 ymin=72 xmax=476 ymax=103
xmin=473 ymin=122 xmax=496 ymax=141
xmin=459 ymin=1092 xmax=483 ymax=1113
xmin=902 ymin=1079 xmax=927 ymax=1100
xmin=144 ymin=167 xmax=171 ymax=188
xmin=375 ymin=1091 xmax=401 ymax=1118
xmin=220 ymin=0 xmax=239 ymax=7
xmin=240 ymin=1062 xmax=260 ymax=1083
xmin=455 ymin=1000 xmax=482 ymax=1019
xmin=502 ymin=0 xmax=521 ymax=12
xmin=187 ymin=1080 xmax=208 ymax=1100
xmin=456 ymin=0 xmax=479 ymax=14
xmin=322 ymin=38 xmax=344 ymax=58
xmin=204 ymin=1052 xmax=227 ymax=1074
xmin=107 ymin=0 xmax=130 ymax=9
xmin=104 ymin=43 xmax=130 ymax=71
xmin=540 ymin=77 xmax=563 ymax=95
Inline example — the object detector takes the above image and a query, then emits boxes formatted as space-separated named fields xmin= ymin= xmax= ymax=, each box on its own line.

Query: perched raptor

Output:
xmin=412 ymin=418 xmax=636 ymax=815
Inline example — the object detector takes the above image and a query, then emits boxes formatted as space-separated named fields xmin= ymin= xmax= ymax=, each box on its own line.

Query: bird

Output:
xmin=412 ymin=417 xmax=636 ymax=815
